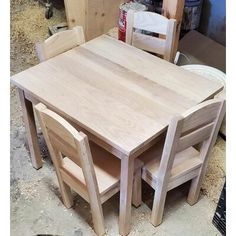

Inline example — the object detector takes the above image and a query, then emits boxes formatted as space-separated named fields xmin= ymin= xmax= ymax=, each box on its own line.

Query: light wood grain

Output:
xmin=126 ymin=10 xmax=176 ymax=62
xmin=132 ymin=32 xmax=166 ymax=55
xmin=119 ymin=156 xmax=134 ymax=236
xmin=162 ymin=0 xmax=185 ymax=59
xmin=11 ymin=36 xmax=223 ymax=160
xmin=36 ymin=26 xmax=85 ymax=62
xmin=35 ymin=103 xmax=123 ymax=235
xmin=11 ymin=36 xmax=224 ymax=236
xmin=18 ymin=89 xmax=42 ymax=169
xmin=137 ymin=98 xmax=226 ymax=226
xmin=64 ymin=0 xmax=127 ymax=40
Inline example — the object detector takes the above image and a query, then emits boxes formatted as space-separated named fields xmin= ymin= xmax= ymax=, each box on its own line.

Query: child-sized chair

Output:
xmin=35 ymin=26 xmax=85 ymax=62
xmin=133 ymin=98 xmax=225 ymax=227
xmin=35 ymin=103 xmax=142 ymax=235
xmin=126 ymin=10 xmax=177 ymax=62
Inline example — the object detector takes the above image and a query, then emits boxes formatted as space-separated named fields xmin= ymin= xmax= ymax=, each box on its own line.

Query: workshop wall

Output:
xmin=199 ymin=0 xmax=226 ymax=46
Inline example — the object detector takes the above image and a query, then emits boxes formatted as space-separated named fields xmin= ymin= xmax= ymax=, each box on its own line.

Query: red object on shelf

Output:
xmin=118 ymin=2 xmax=147 ymax=42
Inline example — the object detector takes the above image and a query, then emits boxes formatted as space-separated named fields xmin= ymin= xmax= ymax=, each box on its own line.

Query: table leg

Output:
xmin=119 ymin=156 xmax=134 ymax=236
xmin=18 ymin=88 xmax=42 ymax=169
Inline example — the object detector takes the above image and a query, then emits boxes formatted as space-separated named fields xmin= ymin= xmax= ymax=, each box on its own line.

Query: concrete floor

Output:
xmin=10 ymin=1 xmax=225 ymax=235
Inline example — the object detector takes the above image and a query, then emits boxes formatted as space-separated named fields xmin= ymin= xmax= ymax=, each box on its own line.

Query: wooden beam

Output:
xmin=162 ymin=0 xmax=185 ymax=60
xmin=64 ymin=0 xmax=127 ymax=41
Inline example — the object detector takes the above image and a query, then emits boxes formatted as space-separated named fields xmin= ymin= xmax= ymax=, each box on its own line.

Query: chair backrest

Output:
xmin=158 ymin=98 xmax=226 ymax=179
xmin=34 ymin=103 xmax=99 ymax=194
xmin=126 ymin=10 xmax=177 ymax=62
xmin=35 ymin=26 xmax=85 ymax=62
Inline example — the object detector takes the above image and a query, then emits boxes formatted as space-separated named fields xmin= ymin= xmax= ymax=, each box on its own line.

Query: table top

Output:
xmin=11 ymin=35 xmax=223 ymax=157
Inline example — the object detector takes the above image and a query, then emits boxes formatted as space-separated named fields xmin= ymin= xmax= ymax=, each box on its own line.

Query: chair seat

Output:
xmin=139 ymin=141 xmax=202 ymax=191
xmin=61 ymin=141 xmax=120 ymax=197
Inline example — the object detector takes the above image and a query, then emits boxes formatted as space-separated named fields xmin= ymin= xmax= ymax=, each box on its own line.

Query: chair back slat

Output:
xmin=181 ymin=100 xmax=223 ymax=133
xmin=176 ymin=121 xmax=214 ymax=153
xmin=36 ymin=26 xmax=85 ymax=62
xmin=157 ymin=98 xmax=225 ymax=181
xmin=133 ymin=11 xmax=169 ymax=34
xmin=132 ymin=32 xmax=166 ymax=55
xmin=126 ymin=10 xmax=176 ymax=61
xmin=34 ymin=103 xmax=94 ymax=174
xmin=47 ymin=129 xmax=81 ymax=166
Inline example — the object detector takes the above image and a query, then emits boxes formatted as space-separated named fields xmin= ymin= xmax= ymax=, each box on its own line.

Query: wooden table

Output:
xmin=11 ymin=35 xmax=223 ymax=235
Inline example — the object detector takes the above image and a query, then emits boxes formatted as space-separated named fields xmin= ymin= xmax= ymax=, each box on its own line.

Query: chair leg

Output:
xmin=187 ymin=175 xmax=202 ymax=206
xmin=90 ymin=200 xmax=105 ymax=236
xmin=59 ymin=180 xmax=74 ymax=208
xmin=132 ymin=168 xmax=142 ymax=207
xmin=151 ymin=185 xmax=168 ymax=227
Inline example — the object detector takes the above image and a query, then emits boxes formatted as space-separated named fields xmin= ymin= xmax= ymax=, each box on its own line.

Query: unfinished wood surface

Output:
xmin=11 ymin=35 xmax=224 ymax=236
xmin=11 ymin=35 xmax=223 ymax=159
xmin=119 ymin=156 xmax=134 ymax=236
xmin=35 ymin=103 xmax=124 ymax=235
xmin=132 ymin=158 xmax=143 ymax=207
xmin=126 ymin=10 xmax=176 ymax=61
xmin=132 ymin=167 xmax=142 ymax=207
xmin=151 ymin=115 xmax=184 ymax=226
xmin=162 ymin=0 xmax=185 ymax=59
xmin=64 ymin=0 xmax=86 ymax=31
xmin=35 ymin=26 xmax=85 ymax=62
xmin=132 ymin=32 xmax=166 ymax=55
xmin=137 ymin=98 xmax=226 ymax=226
xmin=64 ymin=0 xmax=126 ymax=40
xmin=18 ymin=89 xmax=42 ymax=169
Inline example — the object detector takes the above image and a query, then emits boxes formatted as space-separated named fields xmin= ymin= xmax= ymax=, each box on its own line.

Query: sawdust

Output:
xmin=201 ymin=137 xmax=226 ymax=203
xmin=10 ymin=0 xmax=66 ymax=74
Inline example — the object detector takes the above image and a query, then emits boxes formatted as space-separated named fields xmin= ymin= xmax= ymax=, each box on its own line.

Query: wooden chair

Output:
xmin=125 ymin=10 xmax=177 ymax=62
xmin=133 ymin=98 xmax=226 ymax=227
xmin=35 ymin=26 xmax=85 ymax=62
xmin=34 ymin=103 xmax=141 ymax=235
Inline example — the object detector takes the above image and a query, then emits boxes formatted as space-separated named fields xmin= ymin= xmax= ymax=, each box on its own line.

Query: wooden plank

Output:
xmin=11 ymin=36 xmax=223 ymax=159
xmin=18 ymin=89 xmax=42 ymax=169
xmin=177 ymin=122 xmax=214 ymax=152
xmin=82 ymin=36 xmax=223 ymax=102
xmin=74 ymin=135 xmax=105 ymax=236
xmin=133 ymin=11 xmax=169 ymax=34
xmin=182 ymin=99 xmax=223 ymax=133
xmin=132 ymin=167 xmax=142 ymax=207
xmin=162 ymin=0 xmax=185 ymax=59
xmin=119 ymin=156 xmax=134 ymax=236
xmin=150 ymin=115 xmax=184 ymax=226
xmin=125 ymin=9 xmax=134 ymax=45
xmin=64 ymin=0 xmax=126 ymax=40
xmin=132 ymin=32 xmax=166 ymax=55
xmin=165 ymin=19 xmax=176 ymax=61
xmin=167 ymin=168 xmax=200 ymax=191
xmin=64 ymin=0 xmax=86 ymax=31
